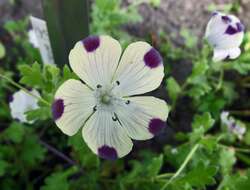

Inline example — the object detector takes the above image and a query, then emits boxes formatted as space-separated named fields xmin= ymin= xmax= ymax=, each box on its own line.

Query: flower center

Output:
xmin=101 ymin=93 xmax=112 ymax=105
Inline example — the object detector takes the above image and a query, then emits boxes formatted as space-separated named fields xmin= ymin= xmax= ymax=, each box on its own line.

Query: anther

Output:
xmin=93 ymin=106 xmax=97 ymax=111
xmin=116 ymin=81 xmax=120 ymax=85
xmin=97 ymin=84 xmax=102 ymax=88
xmin=125 ymin=100 xmax=130 ymax=105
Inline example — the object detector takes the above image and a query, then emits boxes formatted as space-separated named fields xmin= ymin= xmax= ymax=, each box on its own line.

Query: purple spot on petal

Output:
xmin=52 ymin=99 xmax=64 ymax=120
xmin=144 ymin=48 xmax=163 ymax=68
xmin=212 ymin=11 xmax=218 ymax=16
xmin=82 ymin=36 xmax=100 ymax=52
xmin=221 ymin=15 xmax=232 ymax=23
xmin=8 ymin=95 xmax=13 ymax=103
xmin=98 ymin=145 xmax=118 ymax=160
xmin=237 ymin=22 xmax=245 ymax=32
xmin=148 ymin=118 xmax=166 ymax=135
xmin=225 ymin=25 xmax=238 ymax=35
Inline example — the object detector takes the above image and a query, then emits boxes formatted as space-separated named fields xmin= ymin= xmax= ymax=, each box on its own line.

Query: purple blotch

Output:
xmin=144 ymin=48 xmax=163 ymax=68
xmin=82 ymin=36 xmax=100 ymax=52
xmin=148 ymin=118 xmax=166 ymax=135
xmin=212 ymin=11 xmax=218 ymax=16
xmin=237 ymin=22 xmax=245 ymax=32
xmin=8 ymin=95 xmax=14 ymax=103
xmin=221 ymin=15 xmax=232 ymax=23
xmin=225 ymin=25 xmax=238 ymax=35
xmin=98 ymin=145 xmax=118 ymax=160
xmin=52 ymin=99 xmax=64 ymax=120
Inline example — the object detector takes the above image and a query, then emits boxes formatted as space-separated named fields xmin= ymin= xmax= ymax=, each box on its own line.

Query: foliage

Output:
xmin=0 ymin=1 xmax=250 ymax=190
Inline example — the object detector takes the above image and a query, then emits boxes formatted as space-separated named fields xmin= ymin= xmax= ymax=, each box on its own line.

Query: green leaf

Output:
xmin=20 ymin=135 xmax=46 ymax=166
xmin=18 ymin=62 xmax=44 ymax=88
xmin=166 ymin=77 xmax=181 ymax=102
xmin=145 ymin=154 xmax=163 ymax=176
xmin=41 ymin=167 xmax=77 ymax=190
xmin=0 ymin=160 xmax=9 ymax=176
xmin=2 ymin=122 xmax=25 ymax=143
xmin=0 ymin=41 xmax=6 ymax=59
xmin=219 ymin=147 xmax=236 ymax=175
xmin=68 ymin=133 xmax=99 ymax=169
xmin=174 ymin=162 xmax=218 ymax=189
xmin=180 ymin=28 xmax=198 ymax=49
xmin=192 ymin=112 xmax=215 ymax=131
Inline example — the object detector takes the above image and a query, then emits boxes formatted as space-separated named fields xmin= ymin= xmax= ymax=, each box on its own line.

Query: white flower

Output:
xmin=28 ymin=30 xmax=39 ymax=48
xmin=220 ymin=111 xmax=246 ymax=139
xmin=9 ymin=89 xmax=40 ymax=123
xmin=205 ymin=11 xmax=245 ymax=62
xmin=52 ymin=35 xmax=169 ymax=159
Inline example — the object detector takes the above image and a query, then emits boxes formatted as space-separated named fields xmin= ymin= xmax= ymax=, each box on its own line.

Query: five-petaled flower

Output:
xmin=52 ymin=35 xmax=169 ymax=159
xmin=205 ymin=11 xmax=245 ymax=62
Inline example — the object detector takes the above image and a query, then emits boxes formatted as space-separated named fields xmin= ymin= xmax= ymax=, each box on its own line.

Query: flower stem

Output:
xmin=0 ymin=74 xmax=50 ymax=106
xmin=160 ymin=143 xmax=200 ymax=190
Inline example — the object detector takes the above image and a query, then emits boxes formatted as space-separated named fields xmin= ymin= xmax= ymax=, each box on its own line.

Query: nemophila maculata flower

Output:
xmin=9 ymin=89 xmax=40 ymax=123
xmin=52 ymin=35 xmax=169 ymax=160
xmin=205 ymin=11 xmax=245 ymax=62
xmin=221 ymin=112 xmax=246 ymax=140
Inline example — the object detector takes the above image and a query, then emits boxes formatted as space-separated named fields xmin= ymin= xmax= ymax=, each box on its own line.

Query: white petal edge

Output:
xmin=112 ymin=41 xmax=164 ymax=97
xmin=69 ymin=35 xmax=122 ymax=89
xmin=82 ymin=109 xmax=133 ymax=159
xmin=115 ymin=96 xmax=169 ymax=140
xmin=54 ymin=79 xmax=95 ymax=136
xmin=213 ymin=47 xmax=241 ymax=62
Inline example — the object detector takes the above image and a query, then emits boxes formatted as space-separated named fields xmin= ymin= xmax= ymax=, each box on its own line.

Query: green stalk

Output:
xmin=160 ymin=143 xmax=200 ymax=190
xmin=0 ymin=74 xmax=50 ymax=106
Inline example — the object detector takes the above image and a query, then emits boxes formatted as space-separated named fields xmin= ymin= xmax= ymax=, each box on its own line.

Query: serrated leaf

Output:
xmin=175 ymin=162 xmax=218 ymax=188
xmin=192 ymin=112 xmax=215 ymax=131
xmin=20 ymin=135 xmax=46 ymax=166
xmin=2 ymin=122 xmax=25 ymax=143
xmin=41 ymin=167 xmax=77 ymax=190
xmin=18 ymin=62 xmax=44 ymax=88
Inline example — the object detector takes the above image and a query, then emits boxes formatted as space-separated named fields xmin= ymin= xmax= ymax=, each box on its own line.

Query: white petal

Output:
xmin=53 ymin=79 xmax=96 ymax=136
xmin=112 ymin=41 xmax=164 ymax=97
xmin=213 ymin=47 xmax=241 ymax=62
xmin=82 ymin=109 xmax=133 ymax=159
xmin=115 ymin=96 xmax=169 ymax=140
xmin=205 ymin=12 xmax=244 ymax=50
xmin=9 ymin=89 xmax=40 ymax=123
xmin=69 ymin=35 xmax=122 ymax=89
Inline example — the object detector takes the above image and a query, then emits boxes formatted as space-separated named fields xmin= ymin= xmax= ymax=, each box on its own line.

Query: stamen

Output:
xmin=112 ymin=115 xmax=117 ymax=121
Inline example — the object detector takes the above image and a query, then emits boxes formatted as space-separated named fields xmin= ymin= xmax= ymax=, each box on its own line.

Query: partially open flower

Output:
xmin=220 ymin=111 xmax=246 ymax=140
xmin=9 ymin=89 xmax=40 ymax=123
xmin=52 ymin=35 xmax=169 ymax=159
xmin=205 ymin=11 xmax=244 ymax=62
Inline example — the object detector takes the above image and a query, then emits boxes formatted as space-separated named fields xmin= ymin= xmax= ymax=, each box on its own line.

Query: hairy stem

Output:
xmin=0 ymin=74 xmax=50 ymax=106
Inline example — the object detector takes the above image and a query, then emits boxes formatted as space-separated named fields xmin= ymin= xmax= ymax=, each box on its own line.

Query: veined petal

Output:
xmin=112 ymin=42 xmax=164 ymax=97
xmin=69 ymin=35 xmax=122 ymax=89
xmin=82 ymin=109 xmax=133 ymax=159
xmin=53 ymin=79 xmax=95 ymax=136
xmin=115 ymin=96 xmax=169 ymax=140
